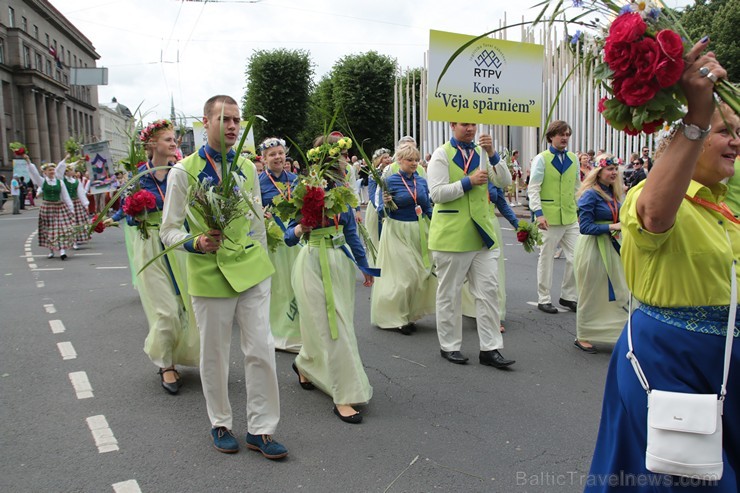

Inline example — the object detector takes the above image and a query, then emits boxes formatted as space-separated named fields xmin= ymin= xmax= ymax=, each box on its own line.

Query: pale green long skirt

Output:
xmin=462 ymin=217 xmax=506 ymax=320
xmin=364 ymin=204 xmax=379 ymax=267
xmin=370 ymin=217 xmax=436 ymax=328
xmin=122 ymin=223 xmax=139 ymax=288
xmin=574 ymin=233 xmax=628 ymax=343
xmin=292 ymin=241 xmax=372 ymax=405
xmin=131 ymin=224 xmax=199 ymax=367
xmin=268 ymin=243 xmax=301 ymax=352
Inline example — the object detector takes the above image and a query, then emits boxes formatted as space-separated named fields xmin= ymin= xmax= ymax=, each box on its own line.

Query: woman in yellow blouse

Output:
xmin=587 ymin=43 xmax=740 ymax=491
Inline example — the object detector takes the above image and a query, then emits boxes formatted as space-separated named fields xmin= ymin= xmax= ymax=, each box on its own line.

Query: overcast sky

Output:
xmin=55 ymin=0 xmax=691 ymax=125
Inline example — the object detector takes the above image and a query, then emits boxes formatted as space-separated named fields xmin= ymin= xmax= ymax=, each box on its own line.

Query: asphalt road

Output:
xmin=1 ymin=208 xmax=612 ymax=493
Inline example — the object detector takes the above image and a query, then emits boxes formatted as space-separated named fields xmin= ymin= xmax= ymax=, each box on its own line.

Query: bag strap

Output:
xmin=626 ymin=259 xmax=737 ymax=399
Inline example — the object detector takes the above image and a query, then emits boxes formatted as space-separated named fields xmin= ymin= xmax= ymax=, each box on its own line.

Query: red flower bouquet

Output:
xmin=123 ymin=189 xmax=157 ymax=239
xmin=301 ymin=186 xmax=326 ymax=229
xmin=9 ymin=142 xmax=27 ymax=156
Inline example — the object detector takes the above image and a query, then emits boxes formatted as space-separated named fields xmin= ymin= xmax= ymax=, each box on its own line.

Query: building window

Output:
xmin=35 ymin=52 xmax=42 ymax=70
xmin=0 ymin=39 xmax=4 ymax=65
xmin=21 ymin=16 xmax=27 ymax=31
xmin=46 ymin=59 xmax=52 ymax=75
xmin=33 ymin=25 xmax=38 ymax=39
xmin=67 ymin=51 xmax=70 ymax=65
xmin=73 ymin=54 xmax=77 ymax=66
xmin=45 ymin=33 xmax=50 ymax=47
xmin=60 ymin=45 xmax=64 ymax=63
xmin=23 ymin=45 xmax=30 ymax=68
xmin=63 ymin=74 xmax=68 ymax=85
xmin=8 ymin=7 xmax=14 ymax=28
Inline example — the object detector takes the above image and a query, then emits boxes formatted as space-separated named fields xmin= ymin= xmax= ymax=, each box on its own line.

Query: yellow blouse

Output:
xmin=621 ymin=180 xmax=740 ymax=307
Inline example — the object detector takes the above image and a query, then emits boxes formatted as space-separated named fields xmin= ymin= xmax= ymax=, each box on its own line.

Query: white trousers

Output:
xmin=536 ymin=222 xmax=579 ymax=304
xmin=432 ymin=248 xmax=503 ymax=352
xmin=191 ymin=278 xmax=280 ymax=434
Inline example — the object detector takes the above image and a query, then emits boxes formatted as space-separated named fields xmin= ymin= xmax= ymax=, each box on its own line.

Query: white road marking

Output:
xmin=112 ymin=480 xmax=142 ymax=493
xmin=49 ymin=319 xmax=65 ymax=334
xmin=26 ymin=257 xmax=34 ymax=262
xmin=502 ymin=227 xmax=515 ymax=231
xmin=70 ymin=371 xmax=94 ymax=399
xmin=73 ymin=252 xmax=102 ymax=256
xmin=95 ymin=266 xmax=128 ymax=270
xmin=36 ymin=281 xmax=45 ymax=288
xmin=505 ymin=243 xmax=514 ymax=246
xmin=32 ymin=268 xmax=64 ymax=271
xmin=86 ymin=415 xmax=119 ymax=453
xmin=44 ymin=304 xmax=57 ymax=313
xmin=57 ymin=342 xmax=77 ymax=360
xmin=28 ymin=263 xmax=37 ymax=269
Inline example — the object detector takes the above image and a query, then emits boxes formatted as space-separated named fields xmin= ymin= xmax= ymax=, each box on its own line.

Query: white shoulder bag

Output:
xmin=625 ymin=261 xmax=736 ymax=481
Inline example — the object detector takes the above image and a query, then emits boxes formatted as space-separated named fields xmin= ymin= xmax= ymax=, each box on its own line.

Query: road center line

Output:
xmin=86 ymin=415 xmax=119 ymax=453
xmin=44 ymin=304 xmax=57 ymax=313
xmin=57 ymin=342 xmax=77 ymax=360
xmin=32 ymin=268 xmax=64 ymax=271
xmin=95 ymin=266 xmax=128 ymax=270
xmin=73 ymin=252 xmax=102 ymax=256
xmin=49 ymin=319 xmax=65 ymax=334
xmin=112 ymin=480 xmax=142 ymax=493
xmin=69 ymin=371 xmax=94 ymax=399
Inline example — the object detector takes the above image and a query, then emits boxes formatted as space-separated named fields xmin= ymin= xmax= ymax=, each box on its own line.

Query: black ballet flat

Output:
xmin=333 ymin=406 xmax=362 ymax=424
xmin=292 ymin=362 xmax=315 ymax=390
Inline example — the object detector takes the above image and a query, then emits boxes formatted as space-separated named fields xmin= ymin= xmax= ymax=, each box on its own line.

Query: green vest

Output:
xmin=428 ymin=142 xmax=497 ymax=252
xmin=42 ymin=180 xmax=62 ymax=202
xmin=724 ymin=157 xmax=740 ymax=217
xmin=540 ymin=151 xmax=578 ymax=226
xmin=64 ymin=178 xmax=78 ymax=199
xmin=389 ymin=162 xmax=427 ymax=178
xmin=180 ymin=153 xmax=275 ymax=298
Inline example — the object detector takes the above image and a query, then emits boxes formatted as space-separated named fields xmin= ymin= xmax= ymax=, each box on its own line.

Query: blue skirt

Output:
xmin=586 ymin=309 xmax=740 ymax=492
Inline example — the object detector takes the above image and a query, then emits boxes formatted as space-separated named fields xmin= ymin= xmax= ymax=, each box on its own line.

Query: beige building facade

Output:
xmin=0 ymin=0 xmax=100 ymax=170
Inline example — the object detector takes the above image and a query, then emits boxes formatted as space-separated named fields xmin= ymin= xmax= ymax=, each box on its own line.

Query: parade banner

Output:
xmin=428 ymin=29 xmax=544 ymax=126
xmin=192 ymin=121 xmax=256 ymax=155
xmin=12 ymin=159 xmax=30 ymax=181
xmin=83 ymin=141 xmax=115 ymax=195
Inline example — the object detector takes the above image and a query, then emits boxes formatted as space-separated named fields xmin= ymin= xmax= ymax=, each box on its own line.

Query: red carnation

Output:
xmin=84 ymin=154 xmax=90 ymax=161
xmin=604 ymin=40 xmax=634 ymax=76
xmin=13 ymin=147 xmax=26 ymax=156
xmin=598 ymin=97 xmax=608 ymax=113
xmin=623 ymin=126 xmax=641 ymax=136
xmin=516 ymin=230 xmax=529 ymax=243
xmin=92 ymin=214 xmax=106 ymax=233
xmin=123 ymin=190 xmax=157 ymax=217
xmin=656 ymin=30 xmax=684 ymax=60
xmin=608 ymin=13 xmax=646 ymax=44
xmin=300 ymin=186 xmax=325 ymax=229
xmin=631 ymin=37 xmax=661 ymax=82
xmin=641 ymin=119 xmax=665 ymax=134
xmin=655 ymin=57 xmax=684 ymax=88
xmin=615 ymin=76 xmax=660 ymax=107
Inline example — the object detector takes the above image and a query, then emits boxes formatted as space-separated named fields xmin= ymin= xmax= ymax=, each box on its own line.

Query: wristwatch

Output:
xmin=680 ymin=120 xmax=711 ymax=141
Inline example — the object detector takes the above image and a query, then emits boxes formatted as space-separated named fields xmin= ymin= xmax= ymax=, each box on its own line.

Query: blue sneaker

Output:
xmin=211 ymin=427 xmax=239 ymax=454
xmin=245 ymin=433 xmax=288 ymax=460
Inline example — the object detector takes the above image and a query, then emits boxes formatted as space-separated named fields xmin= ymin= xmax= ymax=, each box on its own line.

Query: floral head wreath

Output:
xmin=598 ymin=156 xmax=621 ymax=167
xmin=40 ymin=163 xmax=54 ymax=172
xmin=372 ymin=148 xmax=391 ymax=160
xmin=139 ymin=119 xmax=173 ymax=143
xmin=306 ymin=135 xmax=352 ymax=163
xmin=259 ymin=137 xmax=286 ymax=153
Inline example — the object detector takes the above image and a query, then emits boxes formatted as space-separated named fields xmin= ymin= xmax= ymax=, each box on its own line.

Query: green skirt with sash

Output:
xmin=364 ymin=205 xmax=380 ymax=267
xmin=292 ymin=226 xmax=372 ymax=405
xmin=131 ymin=211 xmax=199 ymax=367
xmin=268 ymin=242 xmax=301 ymax=352
xmin=370 ymin=217 xmax=436 ymax=328
xmin=574 ymin=228 xmax=628 ymax=343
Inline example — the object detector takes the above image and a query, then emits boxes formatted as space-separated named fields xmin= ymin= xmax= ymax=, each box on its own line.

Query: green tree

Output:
xmin=243 ymin=49 xmax=314 ymax=155
xmin=679 ymin=0 xmax=739 ymax=82
xmin=330 ymin=51 xmax=397 ymax=157
xmin=299 ymin=75 xmax=334 ymax=151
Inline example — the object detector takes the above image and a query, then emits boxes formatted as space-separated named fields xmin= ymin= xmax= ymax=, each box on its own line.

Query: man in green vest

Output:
xmin=160 ymin=95 xmax=287 ymax=460
xmin=527 ymin=120 xmax=580 ymax=314
xmin=427 ymin=122 xmax=516 ymax=368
